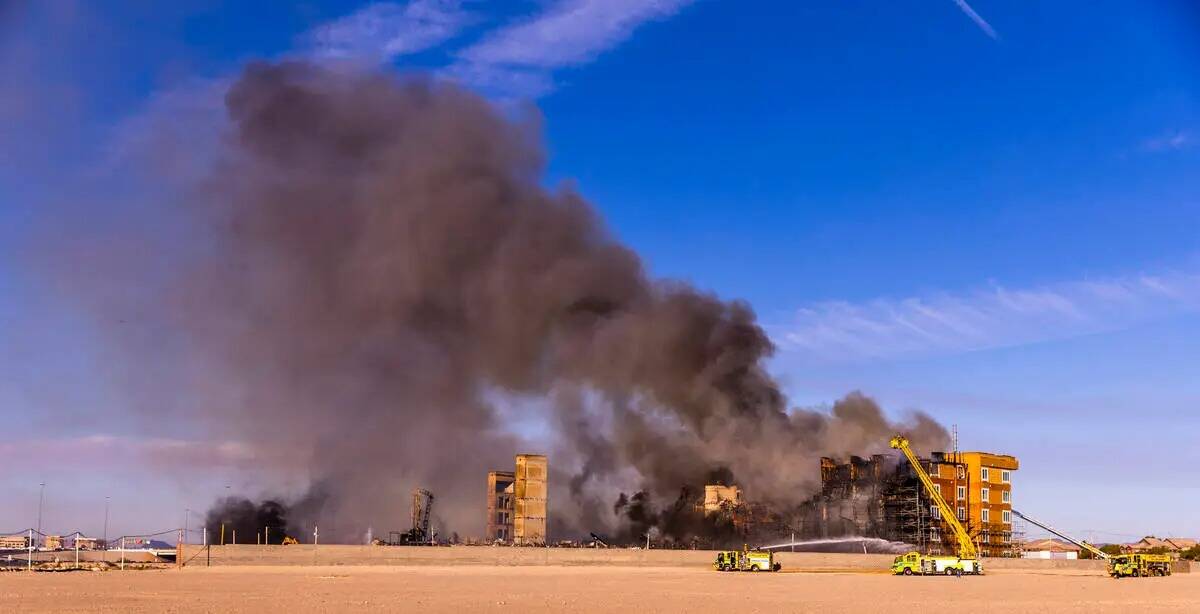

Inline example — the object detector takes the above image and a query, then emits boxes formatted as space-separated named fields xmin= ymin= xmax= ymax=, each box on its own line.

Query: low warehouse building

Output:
xmin=1022 ymin=538 xmax=1081 ymax=560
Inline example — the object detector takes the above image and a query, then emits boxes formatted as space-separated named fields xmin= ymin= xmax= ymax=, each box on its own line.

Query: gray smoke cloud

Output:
xmin=75 ymin=61 xmax=947 ymax=540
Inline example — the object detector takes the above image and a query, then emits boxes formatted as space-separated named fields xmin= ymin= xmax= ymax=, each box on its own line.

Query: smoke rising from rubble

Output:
xmin=85 ymin=61 xmax=948 ymax=541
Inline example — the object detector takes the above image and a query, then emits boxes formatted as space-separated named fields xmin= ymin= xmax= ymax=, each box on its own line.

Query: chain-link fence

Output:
xmin=0 ymin=526 xmax=203 ymax=571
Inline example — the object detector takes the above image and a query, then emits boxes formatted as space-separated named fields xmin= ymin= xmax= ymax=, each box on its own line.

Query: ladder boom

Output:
xmin=1012 ymin=509 xmax=1108 ymax=560
xmin=890 ymin=435 xmax=977 ymax=559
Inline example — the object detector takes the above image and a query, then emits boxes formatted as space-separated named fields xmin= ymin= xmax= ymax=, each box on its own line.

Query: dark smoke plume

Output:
xmin=78 ymin=61 xmax=947 ymax=541
xmin=204 ymin=496 xmax=312 ymax=544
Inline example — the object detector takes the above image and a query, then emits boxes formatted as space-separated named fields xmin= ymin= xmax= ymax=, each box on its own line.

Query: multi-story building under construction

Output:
xmin=815 ymin=448 xmax=1019 ymax=557
xmin=485 ymin=454 xmax=548 ymax=545
xmin=927 ymin=450 xmax=1018 ymax=557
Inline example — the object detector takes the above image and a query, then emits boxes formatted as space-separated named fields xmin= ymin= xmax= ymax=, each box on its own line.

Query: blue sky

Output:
xmin=2 ymin=0 xmax=1199 ymax=542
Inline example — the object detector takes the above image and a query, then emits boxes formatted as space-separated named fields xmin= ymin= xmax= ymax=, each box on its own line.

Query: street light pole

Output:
xmin=185 ymin=508 xmax=190 ymax=546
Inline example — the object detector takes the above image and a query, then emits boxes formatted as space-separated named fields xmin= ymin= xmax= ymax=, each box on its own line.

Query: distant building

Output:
xmin=44 ymin=535 xmax=64 ymax=550
xmin=1023 ymin=538 xmax=1080 ymax=560
xmin=72 ymin=536 xmax=99 ymax=550
xmin=486 ymin=471 xmax=515 ymax=542
xmin=485 ymin=453 xmax=548 ymax=545
xmin=703 ymin=485 xmax=743 ymax=515
xmin=0 ymin=534 xmax=30 ymax=550
xmin=1128 ymin=536 xmax=1198 ymax=553
xmin=1166 ymin=538 xmax=1198 ymax=551
xmin=514 ymin=454 xmax=548 ymax=546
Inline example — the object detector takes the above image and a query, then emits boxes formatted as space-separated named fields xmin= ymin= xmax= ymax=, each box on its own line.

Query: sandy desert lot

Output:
xmin=2 ymin=562 xmax=1197 ymax=613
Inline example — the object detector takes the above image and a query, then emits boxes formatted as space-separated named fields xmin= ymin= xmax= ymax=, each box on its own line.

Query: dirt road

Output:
xmin=2 ymin=565 xmax=1197 ymax=613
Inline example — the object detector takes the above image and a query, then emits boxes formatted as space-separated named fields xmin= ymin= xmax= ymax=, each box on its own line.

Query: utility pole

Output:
xmin=184 ymin=508 xmax=190 ymax=546
xmin=37 ymin=482 xmax=45 ymax=548
xmin=223 ymin=485 xmax=231 ymax=547
xmin=103 ymin=496 xmax=110 ymax=563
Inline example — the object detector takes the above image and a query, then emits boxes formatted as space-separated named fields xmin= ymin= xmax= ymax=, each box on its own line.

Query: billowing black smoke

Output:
xmin=77 ymin=60 xmax=948 ymax=542
xmin=204 ymin=497 xmax=290 ymax=545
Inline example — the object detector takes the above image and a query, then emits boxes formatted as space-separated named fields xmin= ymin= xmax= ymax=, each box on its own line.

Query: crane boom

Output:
xmin=889 ymin=435 xmax=977 ymax=559
xmin=1012 ymin=509 xmax=1109 ymax=560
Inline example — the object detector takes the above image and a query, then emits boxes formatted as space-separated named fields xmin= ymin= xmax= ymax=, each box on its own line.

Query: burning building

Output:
xmin=486 ymin=454 xmax=548 ymax=545
xmin=810 ymin=448 xmax=1020 ymax=557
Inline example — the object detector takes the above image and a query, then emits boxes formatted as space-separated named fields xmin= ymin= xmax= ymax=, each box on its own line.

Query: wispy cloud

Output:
xmin=950 ymin=0 xmax=998 ymax=39
xmin=309 ymin=0 xmax=472 ymax=62
xmin=449 ymin=0 xmax=696 ymax=97
xmin=1141 ymin=130 xmax=1192 ymax=153
xmin=778 ymin=268 xmax=1200 ymax=363
xmin=0 ymin=435 xmax=275 ymax=470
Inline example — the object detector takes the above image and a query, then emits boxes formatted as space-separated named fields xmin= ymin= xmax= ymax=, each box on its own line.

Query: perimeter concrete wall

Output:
xmin=174 ymin=545 xmax=1183 ymax=572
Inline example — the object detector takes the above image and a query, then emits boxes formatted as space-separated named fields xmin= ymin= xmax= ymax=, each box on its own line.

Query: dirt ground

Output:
xmin=2 ymin=564 xmax=1197 ymax=613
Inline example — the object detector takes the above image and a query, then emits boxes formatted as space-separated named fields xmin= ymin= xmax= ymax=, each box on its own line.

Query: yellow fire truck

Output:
xmin=714 ymin=545 xmax=781 ymax=572
xmin=1109 ymin=553 xmax=1172 ymax=578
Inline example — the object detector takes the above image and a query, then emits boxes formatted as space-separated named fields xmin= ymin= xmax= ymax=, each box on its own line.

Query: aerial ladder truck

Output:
xmin=889 ymin=435 xmax=982 ymax=576
xmin=1012 ymin=510 xmax=1171 ymax=578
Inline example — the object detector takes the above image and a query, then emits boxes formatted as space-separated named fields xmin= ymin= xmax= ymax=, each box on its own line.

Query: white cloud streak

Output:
xmin=778 ymin=269 xmax=1200 ymax=363
xmin=449 ymin=0 xmax=696 ymax=97
xmin=309 ymin=0 xmax=472 ymax=62
xmin=0 ymin=435 xmax=281 ymax=470
xmin=459 ymin=0 xmax=693 ymax=68
xmin=1141 ymin=130 xmax=1192 ymax=153
xmin=950 ymin=0 xmax=998 ymax=39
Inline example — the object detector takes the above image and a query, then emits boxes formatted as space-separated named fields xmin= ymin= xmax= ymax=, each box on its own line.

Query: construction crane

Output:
xmin=889 ymin=435 xmax=981 ymax=575
xmin=1011 ymin=509 xmax=1108 ymax=560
